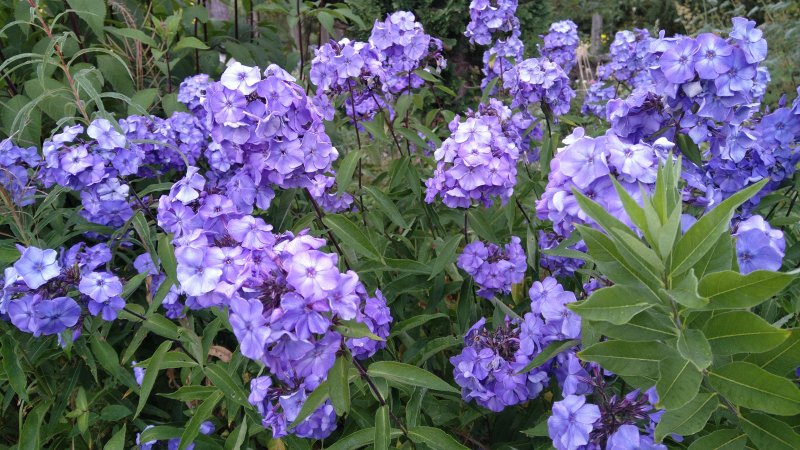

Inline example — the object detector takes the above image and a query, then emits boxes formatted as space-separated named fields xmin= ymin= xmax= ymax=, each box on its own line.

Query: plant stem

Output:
xmin=351 ymin=358 xmax=409 ymax=437
xmin=303 ymin=188 xmax=352 ymax=271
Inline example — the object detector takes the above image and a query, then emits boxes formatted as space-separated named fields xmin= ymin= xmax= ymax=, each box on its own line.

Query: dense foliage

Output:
xmin=0 ymin=1 xmax=799 ymax=449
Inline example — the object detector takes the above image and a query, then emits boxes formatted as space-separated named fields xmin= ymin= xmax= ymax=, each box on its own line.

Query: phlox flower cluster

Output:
xmin=310 ymin=38 xmax=387 ymax=122
xmin=466 ymin=0 xmax=525 ymax=87
xmin=538 ymin=20 xmax=580 ymax=73
xmin=158 ymin=167 xmax=391 ymax=439
xmin=582 ymin=29 xmax=654 ymax=116
xmin=1 ymin=243 xmax=125 ymax=339
xmin=204 ymin=63 xmax=339 ymax=195
xmin=451 ymin=277 xmax=583 ymax=412
xmin=178 ymin=74 xmax=212 ymax=117
xmin=503 ymin=57 xmax=576 ymax=117
xmin=457 ymin=237 xmax=526 ymax=299
xmin=368 ymin=11 xmax=446 ymax=95
xmin=37 ymin=111 xmax=208 ymax=227
xmin=536 ymin=127 xmax=672 ymax=238
xmin=425 ymin=100 xmax=521 ymax=208
xmin=0 ymin=139 xmax=41 ymax=206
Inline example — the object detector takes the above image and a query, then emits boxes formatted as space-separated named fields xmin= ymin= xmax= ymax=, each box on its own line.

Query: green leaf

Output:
xmin=654 ymin=393 xmax=718 ymax=442
xmin=128 ymin=88 xmax=159 ymax=115
xmin=698 ymin=270 xmax=795 ymax=309
xmin=290 ymin=381 xmax=330 ymax=428
xmin=671 ymin=179 xmax=767 ymax=277
xmin=739 ymin=412 xmax=800 ymax=450
xmin=666 ymin=269 xmax=708 ymax=308
xmin=374 ymin=405 xmax=391 ymax=450
xmin=383 ymin=258 xmax=432 ymax=275
xmin=406 ymin=336 xmax=462 ymax=366
xmin=143 ymin=314 xmax=180 ymax=340
xmin=390 ymin=313 xmax=449 ymax=336
xmin=578 ymin=340 xmax=670 ymax=378
xmin=569 ymin=285 xmax=654 ymax=325
xmin=158 ymin=234 xmax=178 ymax=283
xmin=90 ymin=337 xmax=138 ymax=389
xmin=329 ymin=355 xmax=350 ymax=416
xmin=708 ymin=362 xmax=800 ymax=416
xmin=326 ymin=428 xmax=403 ymax=450
xmin=103 ymin=424 xmax=127 ymax=450
xmin=655 ymin=356 xmax=703 ymax=410
xmin=686 ymin=429 xmax=746 ymax=450
xmin=19 ymin=403 xmax=48 ymax=449
xmin=336 ymin=150 xmax=361 ymax=193
xmin=407 ymin=427 xmax=470 ymax=450
xmin=224 ymin=420 xmax=248 ymax=450
xmin=364 ymin=186 xmax=409 ymax=228
xmin=136 ymin=341 xmax=172 ymax=418
xmin=323 ymin=214 xmax=383 ymax=262
xmin=676 ymin=134 xmax=703 ymax=167
xmin=577 ymin=225 xmax=661 ymax=294
xmin=517 ymin=339 xmax=580 ymax=374
xmin=179 ymin=390 xmax=224 ymax=450
xmin=105 ymin=27 xmax=158 ymax=47
xmin=593 ymin=310 xmax=678 ymax=341
xmin=413 ymin=69 xmax=440 ymax=83
xmin=203 ymin=364 xmax=250 ymax=408
xmin=174 ymin=36 xmax=210 ymax=51
xmin=334 ymin=319 xmax=384 ymax=341
xmin=406 ymin=388 xmax=426 ymax=428
xmin=367 ymin=362 xmax=458 ymax=393
xmin=67 ymin=0 xmax=106 ymax=38
xmin=744 ymin=329 xmax=800 ymax=375
xmin=0 ymin=336 xmax=27 ymax=401
xmin=677 ymin=329 xmax=713 ymax=370
xmin=694 ymin=234 xmax=734 ymax=279
xmin=158 ymin=385 xmax=218 ymax=402
xmin=429 ymin=235 xmax=463 ymax=280
xmin=703 ymin=311 xmax=789 ymax=355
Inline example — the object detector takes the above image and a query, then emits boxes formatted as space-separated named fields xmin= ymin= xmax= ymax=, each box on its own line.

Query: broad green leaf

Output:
xmin=428 ymin=235 xmax=463 ymax=280
xmin=569 ymin=285 xmax=654 ymax=325
xmin=326 ymin=428 xmax=403 ymax=450
xmin=0 ymin=336 xmax=27 ymax=401
xmin=128 ymin=88 xmax=159 ymax=116
xmin=103 ymin=424 xmax=127 ymax=450
xmin=406 ymin=336 xmax=462 ymax=366
xmin=654 ymin=393 xmax=718 ymax=442
xmin=105 ymin=27 xmax=158 ymax=47
xmin=666 ymin=269 xmax=708 ymax=308
xmin=675 ymin=133 xmax=703 ymax=167
xmin=143 ymin=314 xmax=180 ymax=340
xmin=578 ymin=340 xmax=670 ymax=378
xmin=374 ymin=405 xmax=391 ymax=450
xmin=708 ymin=362 xmax=800 ymax=416
xmin=383 ymin=258 xmax=431 ymax=275
xmin=67 ymin=0 xmax=106 ymax=38
xmin=739 ymin=412 xmax=800 ymax=450
xmin=90 ymin=337 xmax=138 ymax=389
xmin=329 ymin=355 xmax=351 ymax=416
xmin=407 ymin=427 xmax=470 ymax=450
xmin=671 ymin=179 xmax=767 ymax=277
xmin=703 ymin=311 xmax=789 ymax=355
xmin=655 ymin=356 xmax=703 ymax=410
xmin=677 ymin=329 xmax=713 ymax=370
xmin=136 ymin=341 xmax=172 ymax=418
xmin=178 ymin=390 xmax=224 ymax=450
xmin=290 ymin=381 xmax=330 ymax=428
xmin=698 ymin=270 xmax=795 ymax=309
xmin=367 ymin=361 xmax=458 ymax=393
xmin=744 ymin=329 xmax=800 ymax=376
xmin=364 ymin=186 xmax=409 ymax=228
xmin=323 ymin=215 xmax=383 ymax=262
xmin=334 ymin=319 xmax=384 ymax=341
xmin=19 ymin=403 xmax=48 ymax=449
xmin=593 ymin=310 xmax=678 ymax=342
xmin=686 ymin=429 xmax=746 ymax=450
xmin=174 ymin=36 xmax=209 ymax=51
xmin=203 ymin=364 xmax=249 ymax=407
xmin=517 ymin=339 xmax=580 ymax=374
xmin=406 ymin=388 xmax=426 ymax=428
xmin=694 ymin=234 xmax=734 ymax=279
xmin=336 ymin=150 xmax=361 ymax=194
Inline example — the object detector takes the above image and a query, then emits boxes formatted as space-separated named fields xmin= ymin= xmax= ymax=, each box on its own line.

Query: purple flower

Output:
xmin=607 ymin=424 xmax=667 ymax=450
xmin=14 ymin=247 xmax=61 ymax=289
xmin=132 ymin=361 xmax=146 ymax=386
xmin=175 ymin=247 xmax=223 ymax=296
xmin=735 ymin=215 xmax=784 ymax=273
xmin=557 ymin=137 xmax=610 ymax=189
xmin=659 ymin=38 xmax=699 ymax=84
xmin=548 ymin=395 xmax=600 ymax=450
xmin=693 ymin=33 xmax=733 ymax=79
xmin=229 ymin=296 xmax=270 ymax=360
xmin=220 ymin=62 xmax=262 ymax=94
xmin=87 ymin=118 xmax=126 ymax=150
xmin=34 ymin=296 xmax=81 ymax=336
xmin=79 ymin=272 xmax=123 ymax=303
xmin=227 ymin=216 xmax=275 ymax=250
xmin=730 ymin=17 xmax=768 ymax=64
xmin=285 ymin=250 xmax=340 ymax=301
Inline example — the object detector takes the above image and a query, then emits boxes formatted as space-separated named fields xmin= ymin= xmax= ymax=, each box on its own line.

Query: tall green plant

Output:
xmin=568 ymin=158 xmax=800 ymax=447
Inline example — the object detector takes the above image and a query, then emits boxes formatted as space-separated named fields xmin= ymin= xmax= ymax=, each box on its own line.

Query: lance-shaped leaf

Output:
xmin=686 ymin=429 xmax=746 ymax=450
xmin=289 ymin=381 xmax=330 ymax=428
xmin=408 ymin=427 xmax=470 ymax=450
xmin=517 ymin=339 xmax=580 ymax=374
xmin=329 ymin=355 xmax=350 ymax=416
xmin=739 ymin=412 xmax=800 ymax=450
xmin=708 ymin=362 xmax=800 ymax=416
xmin=367 ymin=362 xmax=458 ymax=393
xmin=703 ymin=311 xmax=789 ymax=355
xmin=677 ymin=329 xmax=712 ymax=370
xmin=698 ymin=270 xmax=795 ymax=309
xmin=655 ymin=356 xmax=703 ymax=410
xmin=578 ymin=340 xmax=671 ymax=378
xmin=323 ymin=214 xmax=383 ymax=262
xmin=569 ymin=285 xmax=654 ymax=325
xmin=654 ymin=392 xmax=718 ymax=442
xmin=374 ymin=405 xmax=391 ymax=450
xmin=744 ymin=329 xmax=800 ymax=376
xmin=665 ymin=269 xmax=707 ymax=308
